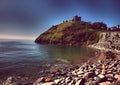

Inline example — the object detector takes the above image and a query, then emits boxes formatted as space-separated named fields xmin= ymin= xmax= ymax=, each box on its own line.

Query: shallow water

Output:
xmin=0 ymin=39 xmax=97 ymax=79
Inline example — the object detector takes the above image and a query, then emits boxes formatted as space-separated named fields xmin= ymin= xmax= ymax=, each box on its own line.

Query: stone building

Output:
xmin=72 ymin=16 xmax=81 ymax=22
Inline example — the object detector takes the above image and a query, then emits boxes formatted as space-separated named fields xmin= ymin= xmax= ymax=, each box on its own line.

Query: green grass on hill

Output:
xmin=35 ymin=20 xmax=101 ymax=45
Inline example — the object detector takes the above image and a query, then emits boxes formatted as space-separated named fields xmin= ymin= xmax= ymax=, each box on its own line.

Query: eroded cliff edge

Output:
xmin=90 ymin=32 xmax=120 ymax=52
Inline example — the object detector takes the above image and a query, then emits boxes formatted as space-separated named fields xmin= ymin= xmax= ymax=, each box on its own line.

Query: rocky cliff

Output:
xmin=91 ymin=32 xmax=120 ymax=51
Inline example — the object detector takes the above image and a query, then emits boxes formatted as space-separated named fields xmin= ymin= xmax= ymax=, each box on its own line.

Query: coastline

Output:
xmin=33 ymin=46 xmax=120 ymax=85
xmin=1 ymin=45 xmax=120 ymax=85
xmin=33 ymin=59 xmax=120 ymax=85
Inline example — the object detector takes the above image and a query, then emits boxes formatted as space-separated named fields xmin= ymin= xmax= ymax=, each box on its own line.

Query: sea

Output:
xmin=0 ymin=39 xmax=97 ymax=82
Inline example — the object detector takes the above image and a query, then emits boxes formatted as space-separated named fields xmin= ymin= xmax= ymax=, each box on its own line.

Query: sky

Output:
xmin=0 ymin=0 xmax=120 ymax=40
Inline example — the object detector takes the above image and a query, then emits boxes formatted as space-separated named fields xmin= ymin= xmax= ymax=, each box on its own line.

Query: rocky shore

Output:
xmin=2 ymin=51 xmax=120 ymax=85
xmin=33 ymin=59 xmax=120 ymax=85
xmin=90 ymin=32 xmax=120 ymax=53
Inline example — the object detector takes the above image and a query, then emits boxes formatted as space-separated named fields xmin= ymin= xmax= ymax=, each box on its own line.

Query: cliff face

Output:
xmin=35 ymin=20 xmax=100 ymax=46
xmin=91 ymin=32 xmax=120 ymax=51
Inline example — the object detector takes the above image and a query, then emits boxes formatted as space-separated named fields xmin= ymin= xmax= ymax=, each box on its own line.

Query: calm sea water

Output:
xmin=0 ymin=39 xmax=96 ymax=79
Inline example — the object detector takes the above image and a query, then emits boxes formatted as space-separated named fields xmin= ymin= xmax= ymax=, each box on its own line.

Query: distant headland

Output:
xmin=35 ymin=16 xmax=120 ymax=51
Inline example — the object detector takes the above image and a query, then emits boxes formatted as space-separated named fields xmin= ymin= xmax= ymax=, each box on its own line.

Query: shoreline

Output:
xmin=33 ymin=47 xmax=120 ymax=85
xmin=1 ymin=45 xmax=120 ymax=85
xmin=33 ymin=59 xmax=120 ymax=85
xmin=89 ymin=45 xmax=120 ymax=54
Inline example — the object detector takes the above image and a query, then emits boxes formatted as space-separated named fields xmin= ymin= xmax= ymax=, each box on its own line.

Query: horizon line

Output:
xmin=0 ymin=35 xmax=35 ymax=41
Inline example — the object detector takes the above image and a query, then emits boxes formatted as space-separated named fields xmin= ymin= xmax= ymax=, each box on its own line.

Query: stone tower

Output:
xmin=73 ymin=16 xmax=81 ymax=22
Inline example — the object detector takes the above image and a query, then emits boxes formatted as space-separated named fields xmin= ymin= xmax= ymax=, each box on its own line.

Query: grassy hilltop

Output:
xmin=35 ymin=16 xmax=114 ymax=46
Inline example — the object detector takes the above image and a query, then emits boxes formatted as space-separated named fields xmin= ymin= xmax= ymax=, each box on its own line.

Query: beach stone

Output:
xmin=65 ymin=77 xmax=72 ymax=81
xmin=98 ymin=74 xmax=107 ymax=82
xmin=77 ymin=70 xmax=84 ymax=75
xmin=68 ymin=80 xmax=74 ymax=85
xmin=41 ymin=82 xmax=56 ymax=85
xmin=45 ymin=77 xmax=52 ymax=82
xmin=105 ymin=51 xmax=116 ymax=59
xmin=5 ymin=77 xmax=13 ymax=83
xmin=78 ymin=74 xmax=82 ymax=77
xmin=106 ymin=76 xmax=116 ymax=82
xmin=98 ymin=60 xmax=102 ymax=64
xmin=111 ymin=81 xmax=120 ymax=85
xmin=95 ymin=70 xmax=100 ymax=75
xmin=50 ymin=74 xmax=55 ymax=77
xmin=92 ymin=64 xmax=97 ymax=68
xmin=75 ymin=78 xmax=85 ymax=85
xmin=85 ymin=81 xmax=99 ymax=85
xmin=117 ymin=68 xmax=120 ymax=73
xmin=72 ymin=65 xmax=79 ymax=69
xmin=72 ymin=70 xmax=78 ymax=75
xmin=101 ymin=69 xmax=106 ymax=75
xmin=54 ymin=79 xmax=62 ymax=84
xmin=65 ymin=79 xmax=71 ymax=84
xmin=36 ymin=77 xmax=45 ymax=83
xmin=114 ymin=75 xmax=120 ymax=80
xmin=83 ymin=72 xmax=95 ymax=79
xmin=60 ymin=70 xmax=66 ymax=76
xmin=107 ymin=70 xmax=112 ymax=74
xmin=46 ymin=64 xmax=51 ymax=67
xmin=102 ymin=65 xmax=106 ymax=69
xmin=68 ymin=80 xmax=75 ymax=85
xmin=99 ymin=81 xmax=111 ymax=85
xmin=3 ymin=77 xmax=17 ymax=85
xmin=98 ymin=74 xmax=105 ymax=79
xmin=74 ymin=77 xmax=79 ymax=82
xmin=67 ymin=72 xmax=73 ymax=77
xmin=94 ymin=77 xmax=99 ymax=81
xmin=94 ymin=77 xmax=106 ymax=83
xmin=24 ymin=83 xmax=33 ymax=85
xmin=59 ymin=80 xmax=65 ymax=84
xmin=39 ymin=70 xmax=44 ymax=74
xmin=88 ymin=78 xmax=94 ymax=82
xmin=51 ymin=69 xmax=60 ymax=73
xmin=106 ymin=74 xmax=114 ymax=77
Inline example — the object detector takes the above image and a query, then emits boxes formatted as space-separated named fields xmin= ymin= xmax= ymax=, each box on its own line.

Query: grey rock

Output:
xmin=35 ymin=77 xmax=45 ymax=83
xmin=94 ymin=77 xmax=101 ymax=83
xmin=85 ymin=81 xmax=99 ymax=85
xmin=41 ymin=82 xmax=56 ymax=85
xmin=83 ymin=72 xmax=95 ymax=79
xmin=75 ymin=78 xmax=85 ymax=85
xmin=106 ymin=76 xmax=116 ymax=82
xmin=77 ymin=70 xmax=84 ymax=75
xmin=3 ymin=77 xmax=17 ymax=85
xmin=98 ymin=74 xmax=105 ymax=79
xmin=68 ymin=80 xmax=74 ymax=85
xmin=98 ymin=74 xmax=107 ymax=83
xmin=54 ymin=79 xmax=62 ymax=84
xmin=95 ymin=70 xmax=100 ymax=75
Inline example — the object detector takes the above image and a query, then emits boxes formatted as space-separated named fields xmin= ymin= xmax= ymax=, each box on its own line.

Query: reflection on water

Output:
xmin=0 ymin=39 xmax=97 ymax=78
xmin=46 ymin=45 xmax=96 ymax=64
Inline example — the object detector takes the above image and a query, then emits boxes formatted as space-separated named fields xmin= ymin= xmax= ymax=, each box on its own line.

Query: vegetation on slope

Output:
xmin=35 ymin=16 xmax=108 ymax=46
